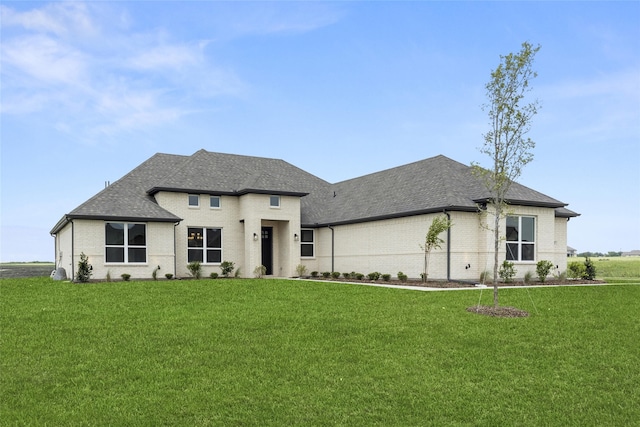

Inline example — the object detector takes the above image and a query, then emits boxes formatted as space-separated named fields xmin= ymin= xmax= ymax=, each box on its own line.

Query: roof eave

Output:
xmin=148 ymin=187 xmax=308 ymax=198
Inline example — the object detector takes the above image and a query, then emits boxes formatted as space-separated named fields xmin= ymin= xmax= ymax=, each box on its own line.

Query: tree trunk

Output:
xmin=493 ymin=208 xmax=501 ymax=308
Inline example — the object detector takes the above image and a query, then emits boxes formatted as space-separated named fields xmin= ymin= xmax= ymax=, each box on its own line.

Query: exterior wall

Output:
xmin=306 ymin=204 xmax=564 ymax=282
xmin=54 ymin=222 xmax=74 ymax=279
xmin=63 ymin=219 xmax=176 ymax=280
xmin=155 ymin=191 xmax=301 ymax=278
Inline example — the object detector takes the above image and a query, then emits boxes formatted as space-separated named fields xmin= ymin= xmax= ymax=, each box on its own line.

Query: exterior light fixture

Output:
xmin=253 ymin=233 xmax=259 ymax=241
xmin=294 ymin=233 xmax=299 ymax=241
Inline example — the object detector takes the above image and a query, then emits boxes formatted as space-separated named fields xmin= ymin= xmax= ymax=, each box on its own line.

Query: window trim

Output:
xmin=188 ymin=194 xmax=200 ymax=207
xmin=105 ymin=222 xmax=147 ymax=264
xmin=187 ymin=227 xmax=223 ymax=264
xmin=300 ymin=229 xmax=315 ymax=258
xmin=505 ymin=215 xmax=536 ymax=262
xmin=269 ymin=195 xmax=280 ymax=208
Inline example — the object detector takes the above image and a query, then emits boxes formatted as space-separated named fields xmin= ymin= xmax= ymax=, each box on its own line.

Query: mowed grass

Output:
xmin=2 ymin=278 xmax=639 ymax=426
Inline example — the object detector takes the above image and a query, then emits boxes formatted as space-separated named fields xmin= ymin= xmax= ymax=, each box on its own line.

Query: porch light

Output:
xmin=253 ymin=233 xmax=259 ymax=241
xmin=294 ymin=233 xmax=299 ymax=241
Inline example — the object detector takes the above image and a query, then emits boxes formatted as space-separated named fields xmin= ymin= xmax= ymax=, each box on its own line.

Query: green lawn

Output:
xmin=2 ymin=278 xmax=639 ymax=426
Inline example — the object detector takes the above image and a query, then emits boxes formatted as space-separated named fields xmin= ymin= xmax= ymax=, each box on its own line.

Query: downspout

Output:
xmin=71 ymin=220 xmax=75 ymax=281
xmin=328 ymin=225 xmax=335 ymax=273
xmin=174 ymin=222 xmax=179 ymax=278
xmin=443 ymin=210 xmax=451 ymax=281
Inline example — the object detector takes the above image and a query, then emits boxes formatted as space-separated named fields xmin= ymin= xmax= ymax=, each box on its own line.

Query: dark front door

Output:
xmin=261 ymin=227 xmax=273 ymax=275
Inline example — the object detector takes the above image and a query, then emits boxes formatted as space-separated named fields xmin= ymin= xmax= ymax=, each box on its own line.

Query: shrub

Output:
xmin=120 ymin=273 xmax=131 ymax=281
xmin=382 ymin=274 xmax=391 ymax=281
xmin=498 ymin=260 xmax=516 ymax=283
xmin=331 ymin=271 xmax=341 ymax=279
xmin=220 ymin=261 xmax=235 ymax=278
xmin=253 ymin=265 xmax=267 ymax=278
xmin=165 ymin=273 xmax=173 ymax=280
xmin=523 ymin=271 xmax=533 ymax=284
xmin=567 ymin=261 xmax=586 ymax=279
xmin=210 ymin=272 xmax=219 ymax=279
xmin=322 ymin=272 xmax=331 ymax=278
xmin=75 ymin=252 xmax=93 ymax=283
xmin=310 ymin=271 xmax=318 ymax=278
xmin=152 ymin=265 xmax=160 ymax=281
xmin=367 ymin=272 xmax=381 ymax=281
xmin=397 ymin=271 xmax=408 ymax=282
xmin=105 ymin=270 xmax=111 ymax=282
xmin=187 ymin=261 xmax=202 ymax=279
xmin=342 ymin=272 xmax=351 ymax=279
xmin=536 ymin=260 xmax=554 ymax=282
xmin=555 ymin=270 xmax=567 ymax=282
xmin=295 ymin=264 xmax=307 ymax=277
xmin=355 ymin=273 xmax=365 ymax=280
xmin=583 ymin=257 xmax=597 ymax=280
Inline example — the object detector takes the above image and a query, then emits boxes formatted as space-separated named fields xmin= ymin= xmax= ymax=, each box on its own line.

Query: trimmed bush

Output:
xmin=355 ymin=273 xmax=364 ymax=280
xmin=342 ymin=272 xmax=351 ymax=279
xmin=498 ymin=260 xmax=516 ymax=283
xmin=367 ymin=272 xmax=381 ymax=281
xmin=120 ymin=273 xmax=131 ymax=282
xmin=187 ymin=261 xmax=202 ymax=279
xmin=536 ymin=260 xmax=554 ymax=283
xmin=76 ymin=252 xmax=93 ymax=283
xmin=311 ymin=271 xmax=318 ymax=278
xmin=322 ymin=272 xmax=331 ymax=278
xmin=165 ymin=273 xmax=173 ymax=280
xmin=397 ymin=272 xmax=408 ymax=282
xmin=331 ymin=271 xmax=341 ymax=279
xmin=210 ymin=272 xmax=219 ymax=279
xmin=382 ymin=274 xmax=391 ymax=281
xmin=220 ymin=261 xmax=235 ymax=278
xmin=568 ymin=261 xmax=586 ymax=279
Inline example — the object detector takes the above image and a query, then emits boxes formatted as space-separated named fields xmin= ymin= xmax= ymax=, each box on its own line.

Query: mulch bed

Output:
xmin=466 ymin=305 xmax=530 ymax=318
xmin=305 ymin=277 xmax=605 ymax=288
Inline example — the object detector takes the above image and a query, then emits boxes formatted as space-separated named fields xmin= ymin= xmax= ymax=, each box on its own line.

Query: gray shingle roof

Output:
xmin=51 ymin=150 xmax=578 ymax=234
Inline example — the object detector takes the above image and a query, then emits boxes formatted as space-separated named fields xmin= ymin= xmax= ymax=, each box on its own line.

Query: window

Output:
xmin=210 ymin=196 xmax=220 ymax=209
xmin=105 ymin=223 xmax=146 ymax=263
xmin=301 ymin=229 xmax=314 ymax=257
xmin=506 ymin=216 xmax=535 ymax=261
xmin=188 ymin=227 xmax=222 ymax=263
xmin=270 ymin=195 xmax=280 ymax=207
xmin=188 ymin=194 xmax=199 ymax=207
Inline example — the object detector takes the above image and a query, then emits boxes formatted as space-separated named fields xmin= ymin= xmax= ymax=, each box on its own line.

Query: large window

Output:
xmin=188 ymin=227 xmax=222 ymax=263
xmin=301 ymin=229 xmax=314 ymax=257
xmin=506 ymin=216 xmax=535 ymax=261
xmin=105 ymin=223 xmax=146 ymax=263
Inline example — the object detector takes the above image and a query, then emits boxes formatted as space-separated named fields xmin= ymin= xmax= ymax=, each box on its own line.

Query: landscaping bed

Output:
xmin=302 ymin=276 xmax=605 ymax=288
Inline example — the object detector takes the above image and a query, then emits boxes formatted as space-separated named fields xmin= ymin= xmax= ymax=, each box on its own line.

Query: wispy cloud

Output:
xmin=0 ymin=2 xmax=246 ymax=140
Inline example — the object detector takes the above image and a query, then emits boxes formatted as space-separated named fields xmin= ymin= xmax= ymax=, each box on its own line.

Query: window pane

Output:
xmin=206 ymin=228 xmax=222 ymax=249
xmin=188 ymin=228 xmax=204 ymax=248
xmin=506 ymin=243 xmax=518 ymax=261
xmin=301 ymin=230 xmax=314 ymax=242
xmin=522 ymin=217 xmax=535 ymax=242
xmin=210 ymin=196 xmax=220 ymax=208
xmin=522 ymin=244 xmax=535 ymax=261
xmin=301 ymin=244 xmax=314 ymax=257
xmin=270 ymin=195 xmax=280 ymax=207
xmin=106 ymin=247 xmax=124 ymax=263
xmin=506 ymin=217 xmax=519 ymax=241
xmin=128 ymin=224 xmax=146 ymax=246
xmin=188 ymin=194 xmax=199 ymax=206
xmin=128 ymin=248 xmax=146 ymax=263
xmin=207 ymin=249 xmax=222 ymax=263
xmin=188 ymin=249 xmax=203 ymax=262
xmin=105 ymin=223 xmax=125 ymax=245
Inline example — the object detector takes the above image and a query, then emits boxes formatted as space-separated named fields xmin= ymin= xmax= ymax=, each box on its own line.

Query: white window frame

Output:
xmin=210 ymin=196 xmax=221 ymax=209
xmin=188 ymin=194 xmax=200 ymax=207
xmin=105 ymin=222 xmax=147 ymax=264
xmin=188 ymin=227 xmax=223 ymax=264
xmin=506 ymin=216 xmax=536 ymax=262
xmin=270 ymin=195 xmax=280 ymax=208
xmin=300 ymin=229 xmax=315 ymax=258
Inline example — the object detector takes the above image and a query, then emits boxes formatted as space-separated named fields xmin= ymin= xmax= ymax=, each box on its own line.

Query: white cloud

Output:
xmin=0 ymin=2 xmax=245 ymax=139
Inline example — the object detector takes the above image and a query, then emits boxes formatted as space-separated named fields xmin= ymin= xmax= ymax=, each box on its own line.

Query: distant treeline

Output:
xmin=577 ymin=251 xmax=622 ymax=258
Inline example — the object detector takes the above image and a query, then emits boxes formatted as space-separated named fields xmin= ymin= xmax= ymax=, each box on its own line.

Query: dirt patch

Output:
xmin=466 ymin=305 xmax=530 ymax=318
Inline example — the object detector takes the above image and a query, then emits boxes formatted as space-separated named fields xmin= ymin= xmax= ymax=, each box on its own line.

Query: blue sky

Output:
xmin=1 ymin=1 xmax=639 ymax=262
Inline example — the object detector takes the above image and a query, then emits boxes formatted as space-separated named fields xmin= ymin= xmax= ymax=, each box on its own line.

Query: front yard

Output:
xmin=1 ymin=278 xmax=638 ymax=426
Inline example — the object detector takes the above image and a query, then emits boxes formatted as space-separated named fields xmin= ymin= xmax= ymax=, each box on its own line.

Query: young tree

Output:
xmin=420 ymin=215 xmax=453 ymax=282
xmin=473 ymin=42 xmax=541 ymax=307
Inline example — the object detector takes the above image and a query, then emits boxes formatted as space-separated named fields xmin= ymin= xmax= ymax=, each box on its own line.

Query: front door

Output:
xmin=261 ymin=227 xmax=273 ymax=275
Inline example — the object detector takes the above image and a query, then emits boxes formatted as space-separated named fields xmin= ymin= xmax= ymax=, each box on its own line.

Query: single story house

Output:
xmin=621 ymin=250 xmax=640 ymax=257
xmin=51 ymin=149 xmax=579 ymax=281
xmin=567 ymin=246 xmax=577 ymax=257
